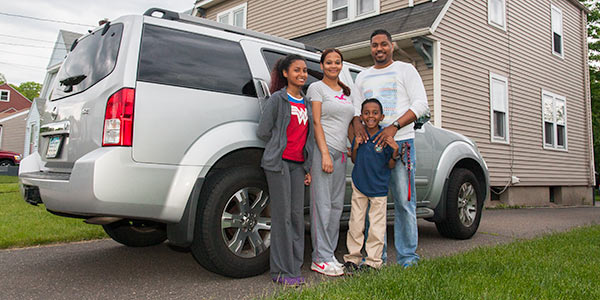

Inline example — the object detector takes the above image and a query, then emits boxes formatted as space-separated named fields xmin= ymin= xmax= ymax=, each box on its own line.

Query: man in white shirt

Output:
xmin=352 ymin=29 xmax=429 ymax=267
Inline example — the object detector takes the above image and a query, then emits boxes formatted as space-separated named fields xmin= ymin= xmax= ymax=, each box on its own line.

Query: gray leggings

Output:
xmin=310 ymin=148 xmax=346 ymax=263
xmin=265 ymin=161 xmax=305 ymax=279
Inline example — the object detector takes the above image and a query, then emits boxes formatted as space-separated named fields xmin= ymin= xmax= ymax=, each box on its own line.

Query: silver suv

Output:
xmin=20 ymin=8 xmax=489 ymax=278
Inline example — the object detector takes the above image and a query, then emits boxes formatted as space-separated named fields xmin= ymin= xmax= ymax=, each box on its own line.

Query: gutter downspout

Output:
xmin=582 ymin=10 xmax=595 ymax=191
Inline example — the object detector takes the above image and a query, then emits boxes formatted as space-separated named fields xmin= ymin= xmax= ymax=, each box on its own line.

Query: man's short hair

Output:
xmin=370 ymin=29 xmax=392 ymax=43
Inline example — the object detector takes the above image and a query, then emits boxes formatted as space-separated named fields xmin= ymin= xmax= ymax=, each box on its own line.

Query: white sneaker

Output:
xmin=332 ymin=257 xmax=343 ymax=268
xmin=311 ymin=261 xmax=344 ymax=276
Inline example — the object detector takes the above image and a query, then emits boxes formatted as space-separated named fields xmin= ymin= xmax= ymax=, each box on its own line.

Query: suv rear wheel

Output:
xmin=191 ymin=166 xmax=271 ymax=278
xmin=102 ymin=220 xmax=167 ymax=247
xmin=435 ymin=168 xmax=483 ymax=239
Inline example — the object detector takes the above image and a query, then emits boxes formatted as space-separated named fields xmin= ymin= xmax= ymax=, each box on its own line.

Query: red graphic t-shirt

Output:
xmin=282 ymin=94 xmax=308 ymax=162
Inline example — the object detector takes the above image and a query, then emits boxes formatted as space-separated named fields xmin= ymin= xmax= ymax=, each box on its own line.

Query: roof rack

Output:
xmin=143 ymin=8 xmax=320 ymax=53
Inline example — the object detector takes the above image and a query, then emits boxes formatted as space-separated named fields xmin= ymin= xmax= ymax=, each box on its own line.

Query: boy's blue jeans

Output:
xmin=365 ymin=138 xmax=419 ymax=265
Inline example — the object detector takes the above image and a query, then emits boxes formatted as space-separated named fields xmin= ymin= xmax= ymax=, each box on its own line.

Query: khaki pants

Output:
xmin=343 ymin=182 xmax=387 ymax=268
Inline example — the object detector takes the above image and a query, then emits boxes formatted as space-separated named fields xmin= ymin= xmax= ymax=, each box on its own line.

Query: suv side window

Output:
xmin=261 ymin=49 xmax=322 ymax=94
xmin=138 ymin=24 xmax=256 ymax=97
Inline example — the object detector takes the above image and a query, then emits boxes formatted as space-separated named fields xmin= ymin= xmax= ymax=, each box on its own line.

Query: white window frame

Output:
xmin=551 ymin=4 xmax=564 ymax=59
xmin=542 ymin=90 xmax=567 ymax=151
xmin=489 ymin=72 xmax=509 ymax=144
xmin=0 ymin=89 xmax=9 ymax=102
xmin=217 ymin=3 xmax=247 ymax=29
xmin=488 ymin=0 xmax=507 ymax=31
xmin=327 ymin=0 xmax=380 ymax=28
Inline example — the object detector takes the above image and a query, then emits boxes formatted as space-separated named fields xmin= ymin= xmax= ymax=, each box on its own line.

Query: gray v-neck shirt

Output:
xmin=306 ymin=81 xmax=356 ymax=153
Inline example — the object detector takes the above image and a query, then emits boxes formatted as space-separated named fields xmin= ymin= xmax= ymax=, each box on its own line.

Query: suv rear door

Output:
xmin=41 ymin=20 xmax=131 ymax=172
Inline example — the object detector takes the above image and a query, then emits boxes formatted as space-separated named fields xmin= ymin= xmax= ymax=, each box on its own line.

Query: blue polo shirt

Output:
xmin=351 ymin=127 xmax=395 ymax=197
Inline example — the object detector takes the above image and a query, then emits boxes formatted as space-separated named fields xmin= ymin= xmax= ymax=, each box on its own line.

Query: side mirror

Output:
xmin=414 ymin=111 xmax=431 ymax=130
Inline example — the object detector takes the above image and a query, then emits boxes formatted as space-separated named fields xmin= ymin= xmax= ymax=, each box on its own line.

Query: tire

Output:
xmin=435 ymin=168 xmax=483 ymax=239
xmin=0 ymin=159 xmax=14 ymax=166
xmin=102 ymin=220 xmax=167 ymax=247
xmin=191 ymin=166 xmax=271 ymax=278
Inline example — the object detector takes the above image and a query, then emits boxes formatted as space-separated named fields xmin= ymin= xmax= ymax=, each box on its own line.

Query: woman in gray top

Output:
xmin=306 ymin=48 xmax=357 ymax=276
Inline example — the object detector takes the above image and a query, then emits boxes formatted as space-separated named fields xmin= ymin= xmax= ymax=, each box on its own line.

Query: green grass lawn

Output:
xmin=274 ymin=225 xmax=600 ymax=300
xmin=0 ymin=175 xmax=107 ymax=249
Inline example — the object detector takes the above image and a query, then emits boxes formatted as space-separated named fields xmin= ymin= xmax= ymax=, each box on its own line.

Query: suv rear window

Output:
xmin=51 ymin=23 xmax=124 ymax=101
xmin=138 ymin=24 xmax=256 ymax=97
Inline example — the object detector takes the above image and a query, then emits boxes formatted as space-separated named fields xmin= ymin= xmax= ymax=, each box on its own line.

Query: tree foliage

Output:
xmin=0 ymin=73 xmax=6 ymax=85
xmin=582 ymin=0 xmax=600 ymax=177
xmin=10 ymin=81 xmax=42 ymax=101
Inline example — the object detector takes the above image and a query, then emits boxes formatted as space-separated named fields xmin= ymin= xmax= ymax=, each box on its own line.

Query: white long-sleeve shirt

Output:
xmin=354 ymin=61 xmax=429 ymax=141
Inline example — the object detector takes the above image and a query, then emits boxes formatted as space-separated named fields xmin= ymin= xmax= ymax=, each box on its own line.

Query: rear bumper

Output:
xmin=19 ymin=148 xmax=202 ymax=223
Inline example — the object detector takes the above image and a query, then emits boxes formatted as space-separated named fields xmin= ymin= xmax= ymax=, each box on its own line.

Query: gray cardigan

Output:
xmin=256 ymin=87 xmax=314 ymax=174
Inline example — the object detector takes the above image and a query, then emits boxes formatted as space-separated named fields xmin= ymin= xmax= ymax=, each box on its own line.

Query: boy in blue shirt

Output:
xmin=343 ymin=98 xmax=400 ymax=273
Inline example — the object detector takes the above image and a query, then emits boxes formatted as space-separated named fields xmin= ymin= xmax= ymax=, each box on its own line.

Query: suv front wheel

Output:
xmin=435 ymin=168 xmax=483 ymax=239
xmin=191 ymin=166 xmax=271 ymax=278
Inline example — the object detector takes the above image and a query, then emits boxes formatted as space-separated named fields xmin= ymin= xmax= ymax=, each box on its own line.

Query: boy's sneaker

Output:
xmin=311 ymin=261 xmax=343 ymax=276
xmin=272 ymin=276 xmax=305 ymax=286
xmin=358 ymin=264 xmax=377 ymax=273
xmin=342 ymin=261 xmax=360 ymax=276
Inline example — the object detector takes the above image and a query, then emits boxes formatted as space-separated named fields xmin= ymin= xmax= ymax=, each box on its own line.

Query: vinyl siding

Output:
xmin=0 ymin=114 xmax=27 ymax=153
xmin=205 ymin=0 xmax=434 ymax=39
xmin=432 ymin=0 xmax=591 ymax=187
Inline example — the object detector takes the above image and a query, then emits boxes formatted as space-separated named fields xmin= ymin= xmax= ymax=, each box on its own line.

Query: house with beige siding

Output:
xmin=193 ymin=0 xmax=594 ymax=206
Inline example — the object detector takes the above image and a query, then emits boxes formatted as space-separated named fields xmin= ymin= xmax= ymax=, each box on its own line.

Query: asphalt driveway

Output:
xmin=1 ymin=206 xmax=599 ymax=299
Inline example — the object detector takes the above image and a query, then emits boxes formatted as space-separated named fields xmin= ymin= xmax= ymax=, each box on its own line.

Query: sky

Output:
xmin=0 ymin=0 xmax=195 ymax=86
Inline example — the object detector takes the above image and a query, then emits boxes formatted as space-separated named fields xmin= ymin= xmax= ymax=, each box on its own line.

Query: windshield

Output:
xmin=50 ymin=23 xmax=124 ymax=101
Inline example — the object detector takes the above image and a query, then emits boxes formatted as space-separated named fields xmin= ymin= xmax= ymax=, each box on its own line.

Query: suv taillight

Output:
xmin=103 ymin=88 xmax=135 ymax=146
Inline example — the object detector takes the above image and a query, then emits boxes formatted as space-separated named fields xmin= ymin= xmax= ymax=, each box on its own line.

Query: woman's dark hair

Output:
xmin=361 ymin=98 xmax=383 ymax=113
xmin=320 ymin=48 xmax=351 ymax=97
xmin=269 ymin=54 xmax=306 ymax=94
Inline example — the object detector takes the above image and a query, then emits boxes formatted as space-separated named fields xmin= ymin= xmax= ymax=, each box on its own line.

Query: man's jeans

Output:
xmin=365 ymin=138 xmax=419 ymax=265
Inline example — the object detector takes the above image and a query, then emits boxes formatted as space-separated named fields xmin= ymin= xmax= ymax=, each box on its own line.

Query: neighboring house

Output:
xmin=23 ymin=98 xmax=41 ymax=157
xmin=0 ymin=83 xmax=31 ymax=114
xmin=0 ymin=108 xmax=29 ymax=154
xmin=40 ymin=30 xmax=83 ymax=99
xmin=0 ymin=84 xmax=32 ymax=155
xmin=194 ymin=0 xmax=594 ymax=206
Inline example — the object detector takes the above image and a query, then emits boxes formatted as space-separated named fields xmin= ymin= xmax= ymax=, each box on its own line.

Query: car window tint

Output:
xmin=349 ymin=69 xmax=360 ymax=83
xmin=138 ymin=24 xmax=256 ymax=97
xmin=261 ymin=49 xmax=322 ymax=94
xmin=51 ymin=23 xmax=124 ymax=101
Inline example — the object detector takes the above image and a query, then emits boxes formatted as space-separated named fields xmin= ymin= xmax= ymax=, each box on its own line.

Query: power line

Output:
xmin=0 ymin=33 xmax=61 ymax=44
xmin=0 ymin=12 xmax=94 ymax=27
xmin=0 ymin=61 xmax=46 ymax=70
xmin=0 ymin=49 xmax=49 ymax=59
xmin=0 ymin=41 xmax=67 ymax=50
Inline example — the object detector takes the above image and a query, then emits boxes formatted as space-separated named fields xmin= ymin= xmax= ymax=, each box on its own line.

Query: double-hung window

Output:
xmin=551 ymin=5 xmax=563 ymax=58
xmin=217 ymin=3 xmax=247 ymax=28
xmin=488 ymin=0 xmax=506 ymax=30
xmin=0 ymin=90 xmax=9 ymax=102
xmin=542 ymin=90 xmax=567 ymax=150
xmin=490 ymin=73 xmax=509 ymax=143
xmin=328 ymin=0 xmax=379 ymax=27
